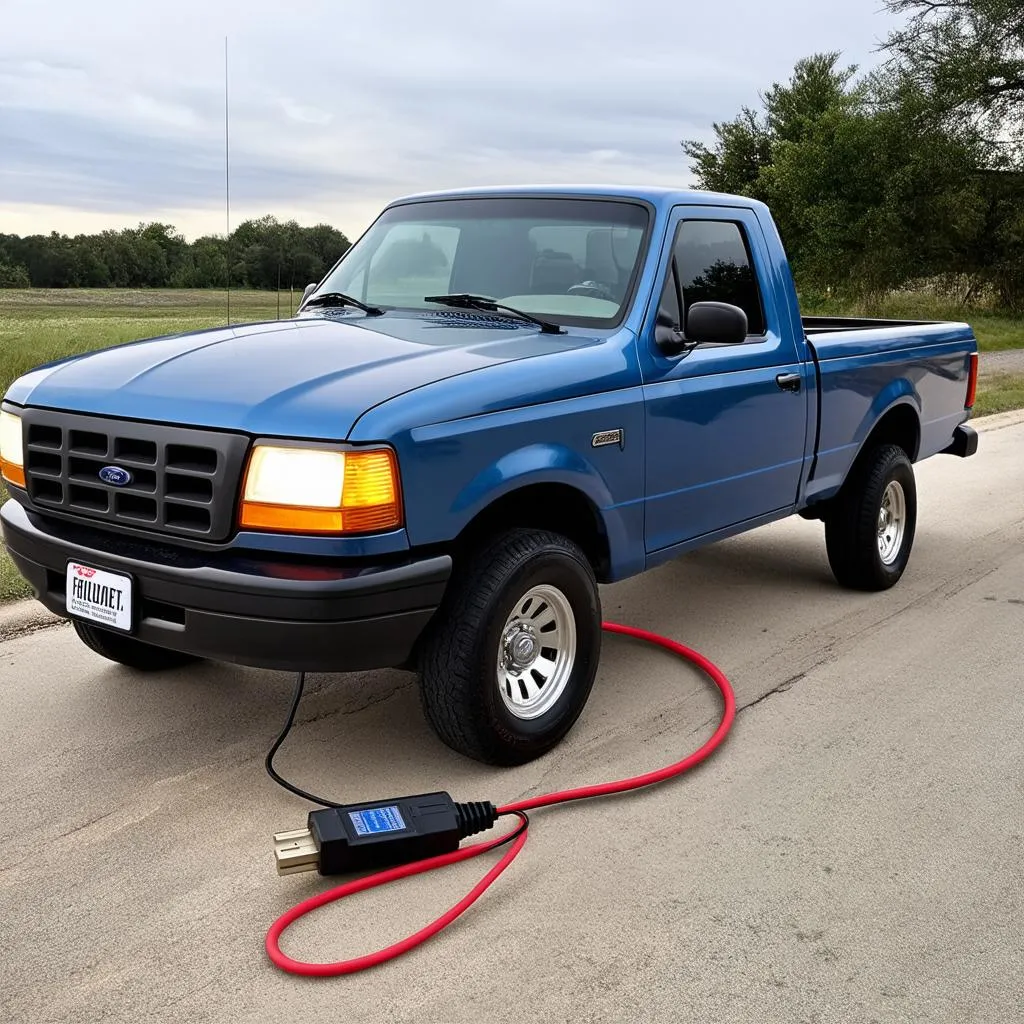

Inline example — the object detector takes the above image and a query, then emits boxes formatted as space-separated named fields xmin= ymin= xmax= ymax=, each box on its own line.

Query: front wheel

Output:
xmin=419 ymin=529 xmax=601 ymax=765
xmin=825 ymin=443 xmax=918 ymax=591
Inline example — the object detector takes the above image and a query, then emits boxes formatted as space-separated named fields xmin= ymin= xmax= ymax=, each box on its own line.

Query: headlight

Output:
xmin=0 ymin=410 xmax=25 ymax=488
xmin=239 ymin=444 xmax=402 ymax=534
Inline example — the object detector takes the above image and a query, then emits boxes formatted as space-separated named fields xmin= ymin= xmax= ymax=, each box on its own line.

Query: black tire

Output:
xmin=72 ymin=619 xmax=200 ymax=672
xmin=419 ymin=529 xmax=601 ymax=766
xmin=824 ymin=443 xmax=917 ymax=591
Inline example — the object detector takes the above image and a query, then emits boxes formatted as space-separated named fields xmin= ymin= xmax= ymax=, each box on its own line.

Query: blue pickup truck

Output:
xmin=1 ymin=186 xmax=979 ymax=764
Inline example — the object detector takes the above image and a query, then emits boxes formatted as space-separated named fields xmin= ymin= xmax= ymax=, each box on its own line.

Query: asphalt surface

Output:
xmin=2 ymin=412 xmax=1022 ymax=1024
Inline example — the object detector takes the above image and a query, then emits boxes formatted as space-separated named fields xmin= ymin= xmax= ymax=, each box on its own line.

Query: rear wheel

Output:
xmin=824 ymin=443 xmax=917 ymax=591
xmin=419 ymin=529 xmax=601 ymax=765
xmin=72 ymin=620 xmax=200 ymax=672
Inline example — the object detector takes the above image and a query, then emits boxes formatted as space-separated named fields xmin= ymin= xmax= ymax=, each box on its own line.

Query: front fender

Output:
xmin=450 ymin=443 xmax=616 ymax=516
xmin=449 ymin=443 xmax=643 ymax=580
xmin=395 ymin=392 xmax=647 ymax=580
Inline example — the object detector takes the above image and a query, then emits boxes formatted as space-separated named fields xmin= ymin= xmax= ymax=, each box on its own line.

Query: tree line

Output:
xmin=684 ymin=0 xmax=1023 ymax=310
xmin=0 ymin=215 xmax=350 ymax=291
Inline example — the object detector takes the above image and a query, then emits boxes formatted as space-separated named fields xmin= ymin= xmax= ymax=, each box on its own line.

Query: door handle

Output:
xmin=776 ymin=372 xmax=802 ymax=393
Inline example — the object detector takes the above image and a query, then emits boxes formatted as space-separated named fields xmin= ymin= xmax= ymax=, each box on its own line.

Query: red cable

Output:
xmin=265 ymin=621 xmax=736 ymax=977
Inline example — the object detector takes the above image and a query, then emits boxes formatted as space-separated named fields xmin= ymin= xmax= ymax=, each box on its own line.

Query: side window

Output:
xmin=675 ymin=221 xmax=766 ymax=336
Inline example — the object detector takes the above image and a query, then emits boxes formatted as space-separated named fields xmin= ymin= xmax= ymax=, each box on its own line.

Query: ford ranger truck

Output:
xmin=0 ymin=186 xmax=979 ymax=765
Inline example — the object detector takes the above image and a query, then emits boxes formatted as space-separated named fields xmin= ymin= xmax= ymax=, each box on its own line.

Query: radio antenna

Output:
xmin=224 ymin=35 xmax=231 ymax=325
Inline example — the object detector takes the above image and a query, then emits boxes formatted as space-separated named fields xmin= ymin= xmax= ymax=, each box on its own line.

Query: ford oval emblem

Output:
xmin=98 ymin=465 xmax=132 ymax=486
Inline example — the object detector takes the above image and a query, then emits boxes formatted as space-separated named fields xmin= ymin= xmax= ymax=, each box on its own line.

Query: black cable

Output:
xmin=265 ymin=673 xmax=530 ymax=856
xmin=264 ymin=671 xmax=340 ymax=808
xmin=484 ymin=810 xmax=530 ymax=854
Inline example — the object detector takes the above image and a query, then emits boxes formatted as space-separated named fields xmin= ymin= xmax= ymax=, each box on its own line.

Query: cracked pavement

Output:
xmin=1 ymin=411 xmax=1022 ymax=1023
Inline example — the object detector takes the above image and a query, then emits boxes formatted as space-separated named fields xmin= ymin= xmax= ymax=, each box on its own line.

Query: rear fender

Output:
xmin=806 ymin=381 xmax=921 ymax=505
xmin=851 ymin=383 xmax=921 ymax=464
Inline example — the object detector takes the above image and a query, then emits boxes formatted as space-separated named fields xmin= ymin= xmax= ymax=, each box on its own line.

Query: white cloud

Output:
xmin=0 ymin=0 xmax=901 ymax=240
xmin=279 ymin=99 xmax=333 ymax=126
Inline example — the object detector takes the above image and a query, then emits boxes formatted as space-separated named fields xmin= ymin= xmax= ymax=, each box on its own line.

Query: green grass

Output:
xmin=972 ymin=373 xmax=1024 ymax=417
xmin=1 ymin=287 xmax=1022 ymax=603
xmin=0 ymin=546 xmax=26 ymax=602
xmin=0 ymin=288 xmax=290 ymax=602
xmin=0 ymin=288 xmax=290 ymax=396
xmin=801 ymin=290 xmax=1024 ymax=352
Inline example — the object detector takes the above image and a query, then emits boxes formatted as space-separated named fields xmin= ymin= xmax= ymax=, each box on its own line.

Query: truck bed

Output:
xmin=802 ymin=318 xmax=976 ymax=506
xmin=802 ymin=315 xmax=941 ymax=335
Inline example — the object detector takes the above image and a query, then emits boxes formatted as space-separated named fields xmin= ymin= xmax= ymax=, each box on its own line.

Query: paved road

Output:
xmin=979 ymin=348 xmax=1024 ymax=376
xmin=2 ymin=413 xmax=1022 ymax=1024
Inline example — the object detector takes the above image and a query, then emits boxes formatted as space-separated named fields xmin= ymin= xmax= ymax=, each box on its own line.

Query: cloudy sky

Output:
xmin=1 ymin=0 xmax=901 ymax=242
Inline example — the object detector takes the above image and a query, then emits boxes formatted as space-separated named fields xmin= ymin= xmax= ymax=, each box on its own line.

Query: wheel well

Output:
xmin=801 ymin=404 xmax=920 ymax=522
xmin=453 ymin=484 xmax=612 ymax=582
xmin=863 ymin=404 xmax=920 ymax=462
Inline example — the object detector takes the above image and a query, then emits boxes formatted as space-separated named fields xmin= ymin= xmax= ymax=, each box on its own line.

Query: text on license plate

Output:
xmin=66 ymin=562 xmax=133 ymax=632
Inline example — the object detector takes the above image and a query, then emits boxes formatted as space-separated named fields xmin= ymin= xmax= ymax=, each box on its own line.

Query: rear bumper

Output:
xmin=1 ymin=498 xmax=449 ymax=672
xmin=941 ymin=424 xmax=979 ymax=458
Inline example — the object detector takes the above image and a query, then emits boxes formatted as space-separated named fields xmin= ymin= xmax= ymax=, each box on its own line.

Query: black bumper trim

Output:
xmin=1 ymin=499 xmax=450 ymax=673
xmin=941 ymin=424 xmax=979 ymax=458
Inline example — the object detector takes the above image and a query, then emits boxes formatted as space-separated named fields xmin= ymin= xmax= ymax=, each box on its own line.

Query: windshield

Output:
xmin=312 ymin=196 xmax=650 ymax=328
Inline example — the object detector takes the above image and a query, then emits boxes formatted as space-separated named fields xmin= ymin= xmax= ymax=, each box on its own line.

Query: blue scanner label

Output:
xmin=349 ymin=805 xmax=407 ymax=836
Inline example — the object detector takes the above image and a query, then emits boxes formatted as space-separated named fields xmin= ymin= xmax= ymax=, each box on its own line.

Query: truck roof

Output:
xmin=386 ymin=183 xmax=767 ymax=214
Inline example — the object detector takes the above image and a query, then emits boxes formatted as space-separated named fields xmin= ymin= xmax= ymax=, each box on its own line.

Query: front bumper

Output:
xmin=1 ymin=498 xmax=450 ymax=673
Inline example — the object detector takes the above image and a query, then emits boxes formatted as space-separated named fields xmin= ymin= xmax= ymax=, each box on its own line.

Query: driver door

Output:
xmin=640 ymin=205 xmax=810 ymax=554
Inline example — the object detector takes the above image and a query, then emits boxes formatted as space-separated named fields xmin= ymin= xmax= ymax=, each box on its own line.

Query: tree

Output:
xmin=883 ymin=0 xmax=1024 ymax=154
xmin=683 ymin=53 xmax=859 ymax=200
xmin=0 ymin=261 xmax=30 ymax=288
xmin=0 ymin=216 xmax=350 ymax=291
xmin=683 ymin=107 xmax=771 ymax=198
xmin=681 ymin=51 xmax=999 ymax=303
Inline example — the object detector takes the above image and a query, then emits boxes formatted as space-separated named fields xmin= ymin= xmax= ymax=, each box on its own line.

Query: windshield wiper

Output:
xmin=302 ymin=291 xmax=384 ymax=316
xmin=424 ymin=294 xmax=565 ymax=335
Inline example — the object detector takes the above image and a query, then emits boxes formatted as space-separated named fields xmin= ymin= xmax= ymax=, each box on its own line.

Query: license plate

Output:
xmin=66 ymin=562 xmax=133 ymax=633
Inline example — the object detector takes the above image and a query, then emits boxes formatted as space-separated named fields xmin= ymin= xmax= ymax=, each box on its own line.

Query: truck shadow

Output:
xmin=73 ymin=526 xmax=836 ymax=801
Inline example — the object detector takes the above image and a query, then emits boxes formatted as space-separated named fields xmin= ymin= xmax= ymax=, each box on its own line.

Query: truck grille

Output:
xmin=19 ymin=409 xmax=250 ymax=543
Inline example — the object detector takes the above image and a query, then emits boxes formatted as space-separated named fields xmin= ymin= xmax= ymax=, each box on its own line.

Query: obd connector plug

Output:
xmin=273 ymin=792 xmax=498 ymax=876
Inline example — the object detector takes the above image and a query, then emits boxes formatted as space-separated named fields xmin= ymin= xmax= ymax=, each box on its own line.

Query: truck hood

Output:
xmin=7 ymin=314 xmax=595 ymax=440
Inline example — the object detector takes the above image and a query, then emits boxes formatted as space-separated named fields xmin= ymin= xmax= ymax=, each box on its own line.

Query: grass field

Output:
xmin=972 ymin=373 xmax=1024 ymax=416
xmin=0 ymin=289 xmax=287 ymax=600
xmin=1 ymin=287 xmax=1022 ymax=602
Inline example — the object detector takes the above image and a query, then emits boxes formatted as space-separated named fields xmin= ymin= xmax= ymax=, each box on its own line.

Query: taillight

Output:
xmin=965 ymin=352 xmax=978 ymax=410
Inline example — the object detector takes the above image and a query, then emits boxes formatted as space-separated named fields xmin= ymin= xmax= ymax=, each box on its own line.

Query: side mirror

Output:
xmin=654 ymin=310 xmax=694 ymax=356
xmin=300 ymin=282 xmax=317 ymax=305
xmin=686 ymin=301 xmax=748 ymax=346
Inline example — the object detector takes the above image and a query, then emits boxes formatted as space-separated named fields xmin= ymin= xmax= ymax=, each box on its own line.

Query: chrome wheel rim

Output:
xmin=877 ymin=480 xmax=906 ymax=566
xmin=496 ymin=584 xmax=577 ymax=720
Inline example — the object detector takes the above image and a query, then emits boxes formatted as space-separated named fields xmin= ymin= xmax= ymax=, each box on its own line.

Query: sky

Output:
xmin=0 ymin=0 xmax=902 ymax=242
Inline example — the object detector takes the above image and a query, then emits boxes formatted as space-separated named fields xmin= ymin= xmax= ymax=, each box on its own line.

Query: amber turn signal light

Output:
xmin=0 ymin=457 xmax=26 ymax=489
